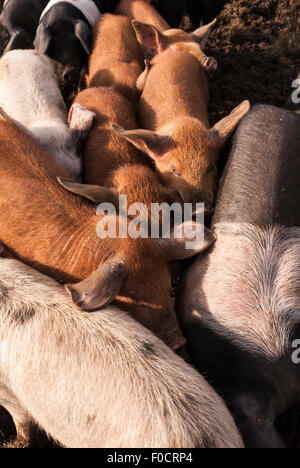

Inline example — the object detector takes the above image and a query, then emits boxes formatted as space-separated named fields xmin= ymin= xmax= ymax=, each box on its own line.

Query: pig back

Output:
xmin=213 ymin=105 xmax=300 ymax=228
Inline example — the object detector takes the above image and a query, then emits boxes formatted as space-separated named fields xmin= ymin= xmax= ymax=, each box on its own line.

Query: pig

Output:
xmin=87 ymin=13 xmax=144 ymax=105
xmin=148 ymin=0 xmax=187 ymax=29
xmin=0 ymin=49 xmax=95 ymax=179
xmin=116 ymin=0 xmax=169 ymax=32
xmin=0 ymin=22 xmax=9 ymax=55
xmin=34 ymin=0 xmax=102 ymax=90
xmin=117 ymin=0 xmax=218 ymax=71
xmin=0 ymin=0 xmax=48 ymax=53
xmin=0 ymin=106 xmax=216 ymax=350
xmin=149 ymin=0 xmax=227 ymax=30
xmin=132 ymin=18 xmax=218 ymax=71
xmin=117 ymin=49 xmax=250 ymax=208
xmin=0 ymin=251 xmax=243 ymax=448
xmin=177 ymin=105 xmax=300 ymax=448
xmin=75 ymin=14 xmax=180 ymax=212
xmin=198 ymin=0 xmax=227 ymax=25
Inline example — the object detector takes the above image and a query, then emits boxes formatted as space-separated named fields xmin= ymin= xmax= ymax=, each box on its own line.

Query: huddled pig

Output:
xmin=0 ymin=250 xmax=243 ymax=448
xmin=87 ymin=13 xmax=144 ymax=105
xmin=0 ymin=49 xmax=95 ymax=179
xmin=0 ymin=107 xmax=215 ymax=350
xmin=71 ymin=13 xmax=179 ymax=212
xmin=64 ymin=14 xmax=180 ymax=218
xmin=54 ymin=13 xmax=212 ymax=347
xmin=177 ymin=105 xmax=300 ymax=448
xmin=114 ymin=1 xmax=249 ymax=208
xmin=0 ymin=0 xmax=48 ymax=53
xmin=117 ymin=47 xmax=249 ymax=207
xmin=286 ymin=73 xmax=300 ymax=115
xmin=117 ymin=0 xmax=218 ymax=70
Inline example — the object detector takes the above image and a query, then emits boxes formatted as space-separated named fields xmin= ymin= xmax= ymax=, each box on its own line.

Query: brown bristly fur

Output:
xmin=87 ymin=14 xmax=144 ymax=106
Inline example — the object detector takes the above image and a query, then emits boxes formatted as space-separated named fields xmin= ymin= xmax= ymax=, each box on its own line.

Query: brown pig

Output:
xmin=75 ymin=11 xmax=179 ymax=210
xmin=68 ymin=89 xmax=177 ymax=212
xmin=0 ymin=107 xmax=215 ymax=350
xmin=87 ymin=13 xmax=144 ymax=105
xmin=116 ymin=49 xmax=250 ymax=208
xmin=132 ymin=18 xmax=218 ymax=71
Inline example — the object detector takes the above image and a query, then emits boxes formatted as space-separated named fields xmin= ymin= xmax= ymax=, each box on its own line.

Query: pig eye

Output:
xmin=167 ymin=162 xmax=181 ymax=177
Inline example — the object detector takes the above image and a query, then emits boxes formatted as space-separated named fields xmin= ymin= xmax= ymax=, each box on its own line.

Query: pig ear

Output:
xmin=136 ymin=59 xmax=151 ymax=92
xmin=111 ymin=124 xmax=170 ymax=159
xmin=68 ymin=102 xmax=96 ymax=130
xmin=161 ymin=220 xmax=216 ymax=261
xmin=66 ymin=261 xmax=127 ymax=312
xmin=57 ymin=177 xmax=119 ymax=205
xmin=34 ymin=23 xmax=52 ymax=54
xmin=132 ymin=20 xmax=170 ymax=58
xmin=74 ymin=20 xmax=91 ymax=55
xmin=192 ymin=18 xmax=217 ymax=50
xmin=209 ymin=100 xmax=251 ymax=149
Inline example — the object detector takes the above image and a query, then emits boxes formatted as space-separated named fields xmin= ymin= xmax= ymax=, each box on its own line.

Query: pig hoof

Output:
xmin=203 ymin=56 xmax=218 ymax=72
xmin=68 ymin=103 xmax=96 ymax=131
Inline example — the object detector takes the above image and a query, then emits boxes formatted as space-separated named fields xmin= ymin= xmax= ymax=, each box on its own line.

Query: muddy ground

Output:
xmin=207 ymin=0 xmax=299 ymax=124
xmin=0 ymin=0 xmax=299 ymax=449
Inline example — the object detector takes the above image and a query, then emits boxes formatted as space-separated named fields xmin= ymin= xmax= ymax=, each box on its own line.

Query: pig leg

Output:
xmin=0 ymin=386 xmax=32 ymax=446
